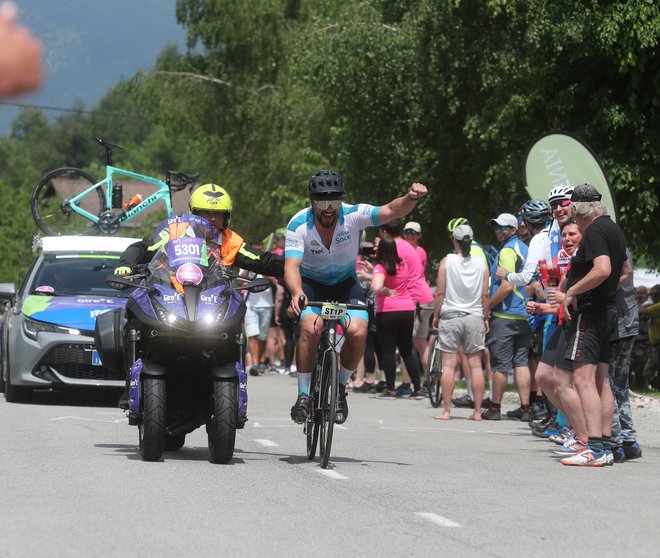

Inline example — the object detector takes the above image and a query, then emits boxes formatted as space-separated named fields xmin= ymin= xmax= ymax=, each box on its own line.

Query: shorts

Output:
xmin=413 ymin=306 xmax=434 ymax=339
xmin=438 ymin=314 xmax=485 ymax=354
xmin=300 ymin=276 xmax=368 ymax=322
xmin=563 ymin=307 xmax=616 ymax=366
xmin=539 ymin=325 xmax=573 ymax=372
xmin=488 ymin=316 xmax=531 ymax=374
xmin=244 ymin=306 xmax=273 ymax=341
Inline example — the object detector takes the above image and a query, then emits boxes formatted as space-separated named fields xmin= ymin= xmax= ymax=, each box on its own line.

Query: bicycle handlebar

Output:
xmin=166 ymin=170 xmax=200 ymax=191
xmin=297 ymin=295 xmax=371 ymax=312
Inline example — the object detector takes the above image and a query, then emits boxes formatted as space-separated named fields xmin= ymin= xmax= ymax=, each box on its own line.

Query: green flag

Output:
xmin=523 ymin=131 xmax=618 ymax=222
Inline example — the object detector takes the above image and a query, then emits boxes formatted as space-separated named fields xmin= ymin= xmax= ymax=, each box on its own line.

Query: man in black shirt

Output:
xmin=558 ymin=183 xmax=631 ymax=466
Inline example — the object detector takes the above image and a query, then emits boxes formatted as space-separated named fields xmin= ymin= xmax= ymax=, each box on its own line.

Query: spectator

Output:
xmin=353 ymin=240 xmax=381 ymax=392
xmin=639 ymin=284 xmax=660 ymax=389
xmin=379 ymin=219 xmax=433 ymax=397
xmin=432 ymin=224 xmax=489 ymax=420
xmin=244 ymin=236 xmax=276 ymax=376
xmin=609 ymin=253 xmax=643 ymax=462
xmin=482 ymin=213 xmax=530 ymax=421
xmin=631 ymin=285 xmax=652 ymax=388
xmin=558 ymin=183 xmax=629 ymax=466
xmin=0 ymin=3 xmax=42 ymax=97
xmin=495 ymin=200 xmax=552 ymax=420
xmin=370 ymin=236 xmax=422 ymax=397
xmin=403 ymin=221 xmax=434 ymax=389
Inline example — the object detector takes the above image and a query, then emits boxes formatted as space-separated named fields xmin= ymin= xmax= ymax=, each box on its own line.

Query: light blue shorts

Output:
xmin=245 ymin=306 xmax=273 ymax=341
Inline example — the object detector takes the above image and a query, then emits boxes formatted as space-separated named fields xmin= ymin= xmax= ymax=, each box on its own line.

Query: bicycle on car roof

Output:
xmin=31 ymin=137 xmax=199 ymax=236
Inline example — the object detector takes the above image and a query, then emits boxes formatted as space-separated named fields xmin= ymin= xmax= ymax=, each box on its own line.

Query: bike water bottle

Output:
xmin=112 ymin=182 xmax=123 ymax=209
xmin=123 ymin=193 xmax=145 ymax=211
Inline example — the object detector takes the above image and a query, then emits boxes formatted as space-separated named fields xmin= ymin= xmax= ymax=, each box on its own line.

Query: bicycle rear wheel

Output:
xmin=32 ymin=167 xmax=103 ymax=236
xmin=428 ymin=344 xmax=442 ymax=408
xmin=319 ymin=349 xmax=338 ymax=469
xmin=306 ymin=366 xmax=320 ymax=460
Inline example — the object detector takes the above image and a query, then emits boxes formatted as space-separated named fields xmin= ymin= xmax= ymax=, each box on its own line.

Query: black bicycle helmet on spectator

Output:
xmin=520 ymin=199 xmax=552 ymax=225
xmin=308 ymin=170 xmax=345 ymax=198
xmin=548 ymin=184 xmax=574 ymax=204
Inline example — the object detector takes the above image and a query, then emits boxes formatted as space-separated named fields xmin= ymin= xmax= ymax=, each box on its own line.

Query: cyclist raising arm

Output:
xmin=285 ymin=170 xmax=427 ymax=424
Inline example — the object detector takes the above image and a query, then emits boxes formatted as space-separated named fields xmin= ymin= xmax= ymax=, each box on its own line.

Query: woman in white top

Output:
xmin=432 ymin=224 xmax=490 ymax=420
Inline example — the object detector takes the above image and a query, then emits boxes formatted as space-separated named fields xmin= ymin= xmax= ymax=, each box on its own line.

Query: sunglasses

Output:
xmin=403 ymin=229 xmax=420 ymax=235
xmin=492 ymin=225 xmax=511 ymax=231
xmin=313 ymin=198 xmax=342 ymax=210
xmin=550 ymin=199 xmax=571 ymax=209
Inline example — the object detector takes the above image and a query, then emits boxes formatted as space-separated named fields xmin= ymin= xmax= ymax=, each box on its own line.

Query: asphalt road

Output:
xmin=1 ymin=374 xmax=659 ymax=557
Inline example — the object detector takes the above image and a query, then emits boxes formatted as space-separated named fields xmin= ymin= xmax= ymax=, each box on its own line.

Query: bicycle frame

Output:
xmin=66 ymin=165 xmax=173 ymax=226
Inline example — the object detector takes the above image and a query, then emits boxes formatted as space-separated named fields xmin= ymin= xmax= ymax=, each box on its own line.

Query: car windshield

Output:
xmin=30 ymin=254 xmax=129 ymax=297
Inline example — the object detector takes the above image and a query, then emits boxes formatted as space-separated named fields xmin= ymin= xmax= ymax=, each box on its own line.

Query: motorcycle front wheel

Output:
xmin=208 ymin=379 xmax=237 ymax=464
xmin=139 ymin=377 xmax=166 ymax=461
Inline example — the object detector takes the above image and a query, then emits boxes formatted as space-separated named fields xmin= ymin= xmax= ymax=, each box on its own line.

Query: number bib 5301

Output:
xmin=168 ymin=237 xmax=203 ymax=266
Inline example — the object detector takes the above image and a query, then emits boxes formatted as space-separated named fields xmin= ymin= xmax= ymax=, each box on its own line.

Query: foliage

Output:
xmin=0 ymin=0 xmax=658 ymax=286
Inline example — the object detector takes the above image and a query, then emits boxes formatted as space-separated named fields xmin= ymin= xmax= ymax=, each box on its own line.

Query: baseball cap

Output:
xmin=571 ymin=183 xmax=602 ymax=203
xmin=452 ymin=224 xmax=474 ymax=241
xmin=403 ymin=221 xmax=421 ymax=234
xmin=490 ymin=213 xmax=518 ymax=229
xmin=650 ymin=284 xmax=660 ymax=295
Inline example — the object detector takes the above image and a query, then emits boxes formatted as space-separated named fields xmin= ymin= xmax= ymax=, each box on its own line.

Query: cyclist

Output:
xmin=115 ymin=183 xmax=284 ymax=277
xmin=113 ymin=183 xmax=284 ymax=409
xmin=285 ymin=170 xmax=427 ymax=424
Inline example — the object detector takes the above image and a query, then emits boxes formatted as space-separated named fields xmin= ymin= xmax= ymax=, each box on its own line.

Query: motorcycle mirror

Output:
xmin=232 ymin=277 xmax=272 ymax=293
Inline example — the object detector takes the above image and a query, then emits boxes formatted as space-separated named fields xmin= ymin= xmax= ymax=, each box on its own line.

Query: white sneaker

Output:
xmin=560 ymin=447 xmax=608 ymax=467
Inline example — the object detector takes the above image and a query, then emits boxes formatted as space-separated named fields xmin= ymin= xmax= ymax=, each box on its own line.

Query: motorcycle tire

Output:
xmin=139 ymin=377 xmax=166 ymax=461
xmin=208 ymin=379 xmax=237 ymax=464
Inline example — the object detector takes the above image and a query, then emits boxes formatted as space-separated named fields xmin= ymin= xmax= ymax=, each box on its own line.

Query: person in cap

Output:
xmin=402 ymin=220 xmax=434 ymax=391
xmin=482 ymin=213 xmax=530 ymax=420
xmin=432 ymin=224 xmax=489 ymax=420
xmin=557 ymin=183 xmax=630 ymax=466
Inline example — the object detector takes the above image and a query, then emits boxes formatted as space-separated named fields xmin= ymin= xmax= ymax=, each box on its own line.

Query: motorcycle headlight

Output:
xmin=23 ymin=318 xmax=81 ymax=340
xmin=198 ymin=298 xmax=230 ymax=329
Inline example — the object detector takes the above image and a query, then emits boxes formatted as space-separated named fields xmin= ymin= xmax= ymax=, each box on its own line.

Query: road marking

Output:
xmin=415 ymin=512 xmax=463 ymax=528
xmin=254 ymin=438 xmax=279 ymax=447
xmin=335 ymin=424 xmax=348 ymax=430
xmin=251 ymin=422 xmax=300 ymax=428
xmin=50 ymin=416 xmax=126 ymax=424
xmin=316 ymin=469 xmax=349 ymax=480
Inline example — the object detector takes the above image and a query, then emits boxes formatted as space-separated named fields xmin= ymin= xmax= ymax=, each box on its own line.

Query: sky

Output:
xmin=0 ymin=0 xmax=188 ymax=133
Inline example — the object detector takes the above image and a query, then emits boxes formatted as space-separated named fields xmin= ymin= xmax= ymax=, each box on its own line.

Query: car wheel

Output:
xmin=4 ymin=364 xmax=32 ymax=403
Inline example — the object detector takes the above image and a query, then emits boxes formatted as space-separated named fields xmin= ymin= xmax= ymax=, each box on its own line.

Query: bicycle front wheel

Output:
xmin=306 ymin=365 xmax=320 ymax=460
xmin=319 ymin=349 xmax=338 ymax=469
xmin=428 ymin=344 xmax=442 ymax=408
xmin=32 ymin=167 xmax=103 ymax=236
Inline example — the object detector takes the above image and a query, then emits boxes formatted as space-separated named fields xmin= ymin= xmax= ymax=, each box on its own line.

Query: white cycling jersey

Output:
xmin=506 ymin=225 xmax=552 ymax=286
xmin=285 ymin=203 xmax=381 ymax=286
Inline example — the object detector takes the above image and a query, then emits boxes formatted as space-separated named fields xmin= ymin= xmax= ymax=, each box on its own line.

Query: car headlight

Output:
xmin=23 ymin=318 xmax=81 ymax=340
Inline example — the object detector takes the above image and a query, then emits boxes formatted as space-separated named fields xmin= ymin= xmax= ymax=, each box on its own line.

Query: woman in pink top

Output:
xmin=371 ymin=237 xmax=422 ymax=397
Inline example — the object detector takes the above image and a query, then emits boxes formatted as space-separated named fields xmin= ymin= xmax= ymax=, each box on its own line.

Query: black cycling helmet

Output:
xmin=520 ymin=199 xmax=552 ymax=225
xmin=308 ymin=170 xmax=345 ymax=198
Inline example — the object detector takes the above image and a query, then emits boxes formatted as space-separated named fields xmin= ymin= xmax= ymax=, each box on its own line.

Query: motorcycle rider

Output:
xmin=113 ymin=183 xmax=284 ymax=408
xmin=115 ymin=183 xmax=284 ymax=277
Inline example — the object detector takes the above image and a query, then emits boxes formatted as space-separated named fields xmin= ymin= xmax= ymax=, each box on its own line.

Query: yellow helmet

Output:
xmin=189 ymin=184 xmax=233 ymax=213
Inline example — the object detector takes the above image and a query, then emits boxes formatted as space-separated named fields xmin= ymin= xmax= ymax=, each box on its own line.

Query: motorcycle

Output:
xmin=95 ymin=213 xmax=271 ymax=463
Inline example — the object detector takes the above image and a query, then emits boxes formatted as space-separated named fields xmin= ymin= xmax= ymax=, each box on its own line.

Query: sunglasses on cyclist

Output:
xmin=550 ymin=199 xmax=571 ymax=209
xmin=313 ymin=198 xmax=342 ymax=210
xmin=492 ymin=225 xmax=512 ymax=231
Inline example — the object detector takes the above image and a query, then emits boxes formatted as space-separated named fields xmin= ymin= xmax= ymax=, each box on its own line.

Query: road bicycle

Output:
xmin=426 ymin=328 xmax=442 ymax=408
xmin=301 ymin=298 xmax=368 ymax=469
xmin=31 ymin=137 xmax=199 ymax=236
